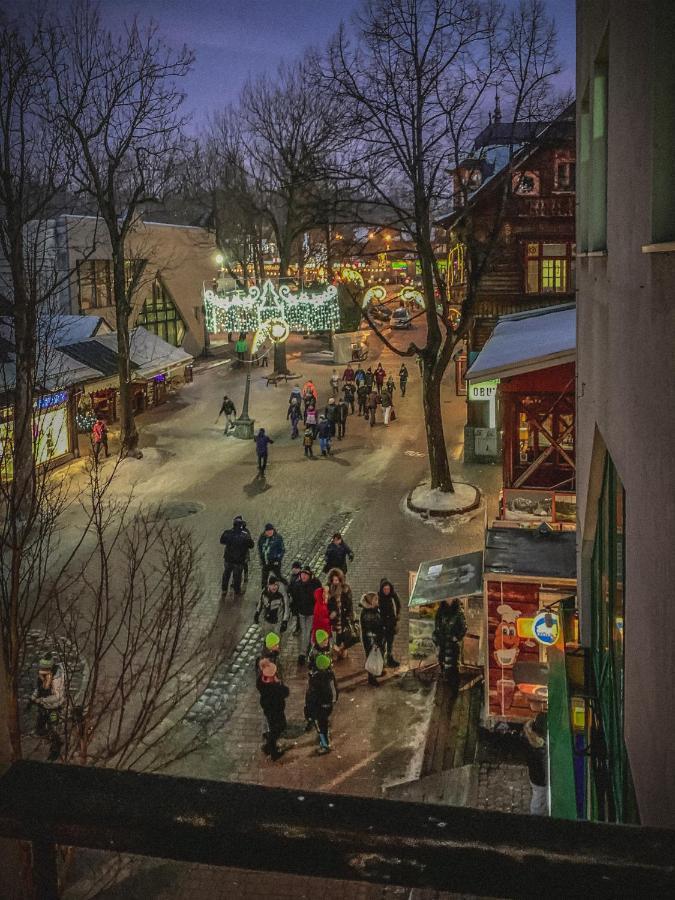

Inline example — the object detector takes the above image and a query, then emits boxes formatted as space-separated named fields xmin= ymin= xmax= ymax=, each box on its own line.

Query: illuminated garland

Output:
xmin=340 ymin=267 xmax=364 ymax=288
xmin=76 ymin=412 xmax=97 ymax=434
xmin=362 ymin=285 xmax=387 ymax=308
xmin=203 ymin=280 xmax=340 ymax=335
xmin=399 ymin=287 xmax=425 ymax=308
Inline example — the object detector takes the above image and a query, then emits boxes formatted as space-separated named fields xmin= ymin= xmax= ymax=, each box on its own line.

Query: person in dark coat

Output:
xmin=364 ymin=367 xmax=374 ymax=391
xmin=432 ymin=599 xmax=467 ymax=696
xmin=523 ymin=713 xmax=548 ymax=815
xmin=304 ymin=654 xmax=338 ymax=754
xmin=366 ymin=389 xmax=379 ymax=426
xmin=328 ymin=567 xmax=355 ymax=659
xmin=378 ymin=578 xmax=401 ymax=668
xmin=323 ymin=533 xmax=354 ymax=574
xmin=342 ymin=381 xmax=356 ymax=415
xmin=374 ymin=363 xmax=386 ymax=393
xmin=356 ymin=381 xmax=368 ymax=416
xmin=336 ymin=397 xmax=349 ymax=440
xmin=287 ymin=399 xmax=301 ymax=438
xmin=289 ymin=567 xmax=322 ymax=664
xmin=220 ymin=516 xmax=255 ymax=595
xmin=317 ymin=415 xmax=332 ymax=457
xmin=399 ymin=364 xmax=409 ymax=397
xmin=360 ymin=591 xmax=385 ymax=686
xmin=256 ymin=659 xmax=289 ymax=760
xmin=253 ymin=428 xmax=273 ymax=474
xmin=324 ymin=398 xmax=338 ymax=437
xmin=257 ymin=523 xmax=286 ymax=588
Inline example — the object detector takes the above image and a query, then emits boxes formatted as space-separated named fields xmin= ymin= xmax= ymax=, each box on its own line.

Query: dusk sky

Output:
xmin=89 ymin=0 xmax=576 ymax=127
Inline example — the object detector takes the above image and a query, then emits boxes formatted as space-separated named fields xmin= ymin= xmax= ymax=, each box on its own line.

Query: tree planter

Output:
xmin=407 ymin=481 xmax=480 ymax=517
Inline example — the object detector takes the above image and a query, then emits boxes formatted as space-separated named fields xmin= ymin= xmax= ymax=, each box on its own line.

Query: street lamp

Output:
xmin=231 ymin=360 xmax=255 ymax=439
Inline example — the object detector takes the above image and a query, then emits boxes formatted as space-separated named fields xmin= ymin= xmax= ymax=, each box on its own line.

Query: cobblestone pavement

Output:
xmin=54 ymin=328 xmax=514 ymax=898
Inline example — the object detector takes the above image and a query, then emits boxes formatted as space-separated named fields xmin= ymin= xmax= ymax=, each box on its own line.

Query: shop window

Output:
xmin=554 ymin=159 xmax=576 ymax=192
xmin=512 ymin=171 xmax=540 ymax=196
xmin=524 ymin=243 xmax=574 ymax=294
xmin=137 ymin=276 xmax=186 ymax=347
xmin=77 ymin=260 xmax=112 ymax=311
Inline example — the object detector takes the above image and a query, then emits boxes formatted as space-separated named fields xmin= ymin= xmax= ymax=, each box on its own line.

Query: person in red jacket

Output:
xmin=311 ymin=584 xmax=333 ymax=644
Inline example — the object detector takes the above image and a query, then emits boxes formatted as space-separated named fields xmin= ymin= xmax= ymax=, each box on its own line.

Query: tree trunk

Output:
xmin=111 ymin=240 xmax=140 ymax=457
xmin=274 ymin=245 xmax=291 ymax=375
xmin=421 ymin=360 xmax=454 ymax=492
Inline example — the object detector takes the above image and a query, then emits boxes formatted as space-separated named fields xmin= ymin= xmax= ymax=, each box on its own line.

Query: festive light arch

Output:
xmin=362 ymin=285 xmax=387 ymax=308
xmin=203 ymin=279 xmax=340 ymax=340
xmin=399 ymin=287 xmax=425 ymax=308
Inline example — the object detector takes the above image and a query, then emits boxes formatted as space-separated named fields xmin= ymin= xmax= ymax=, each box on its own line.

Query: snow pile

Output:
xmin=409 ymin=481 xmax=478 ymax=514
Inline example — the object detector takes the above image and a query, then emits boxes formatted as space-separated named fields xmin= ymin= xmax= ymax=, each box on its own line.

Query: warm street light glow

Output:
xmin=215 ymin=253 xmax=224 ymax=266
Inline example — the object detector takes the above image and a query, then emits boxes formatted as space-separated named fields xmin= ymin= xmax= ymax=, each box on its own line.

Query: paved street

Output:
xmin=54 ymin=327 xmax=506 ymax=898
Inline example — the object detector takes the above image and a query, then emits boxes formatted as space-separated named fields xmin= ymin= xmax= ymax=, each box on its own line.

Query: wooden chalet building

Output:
xmin=438 ymin=102 xmax=575 ymax=461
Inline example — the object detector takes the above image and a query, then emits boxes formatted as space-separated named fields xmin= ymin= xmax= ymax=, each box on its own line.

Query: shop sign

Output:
xmin=532 ymin=610 xmax=560 ymax=646
xmin=468 ymin=379 xmax=499 ymax=402
xmin=35 ymin=390 xmax=68 ymax=411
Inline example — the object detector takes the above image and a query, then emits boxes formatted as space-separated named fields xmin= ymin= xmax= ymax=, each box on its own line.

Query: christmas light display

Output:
xmin=76 ymin=412 xmax=97 ymax=434
xmin=203 ymin=279 xmax=340 ymax=337
xmin=340 ymin=267 xmax=365 ymax=288
xmin=399 ymin=287 xmax=425 ymax=308
xmin=362 ymin=285 xmax=387 ymax=308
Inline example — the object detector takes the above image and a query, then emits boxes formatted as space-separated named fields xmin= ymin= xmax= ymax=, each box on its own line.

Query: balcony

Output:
xmin=518 ymin=196 xmax=575 ymax=217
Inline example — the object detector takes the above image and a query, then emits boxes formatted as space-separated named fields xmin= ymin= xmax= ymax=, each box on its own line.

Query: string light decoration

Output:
xmin=362 ymin=285 xmax=387 ymax=308
xmin=340 ymin=267 xmax=365 ymax=288
xmin=203 ymin=279 xmax=340 ymax=336
xmin=399 ymin=287 xmax=425 ymax=308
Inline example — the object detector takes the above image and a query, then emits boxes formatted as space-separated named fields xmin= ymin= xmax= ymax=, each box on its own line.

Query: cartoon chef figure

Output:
xmin=493 ymin=603 xmax=522 ymax=713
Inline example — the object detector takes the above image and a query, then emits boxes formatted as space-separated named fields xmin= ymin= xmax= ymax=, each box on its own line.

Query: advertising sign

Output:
xmin=468 ymin=379 xmax=499 ymax=402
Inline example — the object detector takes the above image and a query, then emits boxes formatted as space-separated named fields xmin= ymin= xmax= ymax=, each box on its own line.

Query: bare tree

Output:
xmin=239 ymin=61 xmax=344 ymax=373
xmin=325 ymin=0 xmax=561 ymax=491
xmin=45 ymin=0 xmax=193 ymax=457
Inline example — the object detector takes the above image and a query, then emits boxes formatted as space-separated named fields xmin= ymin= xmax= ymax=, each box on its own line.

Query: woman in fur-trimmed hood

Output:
xmin=327 ymin=567 xmax=354 ymax=656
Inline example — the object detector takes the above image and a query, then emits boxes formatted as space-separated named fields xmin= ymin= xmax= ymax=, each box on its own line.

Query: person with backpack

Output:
xmin=91 ymin=415 xmax=109 ymax=460
xmin=399 ymin=363 xmax=409 ymax=397
xmin=287 ymin=398 xmax=302 ymax=439
xmin=317 ymin=415 xmax=332 ymax=457
xmin=360 ymin=592 xmax=385 ymax=687
xmin=432 ymin=599 xmax=468 ymax=696
xmin=254 ymin=577 xmax=289 ymax=639
xmin=304 ymin=654 xmax=338 ymax=755
xmin=220 ymin=515 xmax=255 ymax=596
xmin=378 ymin=579 xmax=401 ymax=668
xmin=302 ymin=426 xmax=315 ymax=459
xmin=253 ymin=428 xmax=273 ymax=475
xmin=256 ymin=659 xmax=288 ymax=761
xmin=354 ymin=366 xmax=366 ymax=387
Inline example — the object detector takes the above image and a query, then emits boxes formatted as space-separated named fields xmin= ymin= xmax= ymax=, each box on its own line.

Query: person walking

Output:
xmin=304 ymin=654 xmax=338 ymax=754
xmin=356 ymin=381 xmax=368 ymax=417
xmin=324 ymin=397 xmax=338 ymax=437
xmin=342 ymin=364 xmax=356 ymax=384
xmin=324 ymin=532 xmax=354 ymax=575
xmin=342 ymin=381 xmax=356 ymax=415
xmin=304 ymin=401 xmax=318 ymax=437
xmin=354 ymin=365 xmax=366 ymax=387
xmin=303 ymin=426 xmax=315 ymax=459
xmin=289 ymin=385 xmax=302 ymax=407
xmin=523 ymin=713 xmax=549 ymax=816
xmin=217 ymin=395 xmax=237 ymax=432
xmin=287 ymin=398 xmax=301 ymax=439
xmin=374 ymin=363 xmax=386 ymax=394
xmin=302 ymin=379 xmax=318 ymax=412
xmin=254 ymin=428 xmax=273 ymax=475
xmin=366 ymin=388 xmax=379 ymax=426
xmin=336 ymin=397 xmax=349 ymax=440
xmin=385 ymin=375 xmax=396 ymax=400
xmin=380 ymin=385 xmax=394 ymax=426
xmin=235 ymin=334 xmax=248 ymax=364
xmin=257 ymin=523 xmax=286 ymax=587
xmin=364 ymin=367 xmax=374 ymax=392
xmin=254 ymin=631 xmax=284 ymax=681
xmin=378 ymin=579 xmax=401 ymax=668
xmin=312 ymin=584 xmax=334 ymax=644
xmin=399 ymin=363 xmax=409 ymax=397
xmin=330 ymin=369 xmax=340 ymax=398
xmin=432 ymin=599 xmax=467 ymax=697
xmin=220 ymin=516 xmax=255 ymax=596
xmin=92 ymin=415 xmax=110 ymax=460
xmin=289 ymin=567 xmax=322 ymax=664
xmin=328 ymin=568 xmax=355 ymax=660
xmin=317 ymin=415 xmax=332 ymax=457
xmin=360 ymin=592 xmax=385 ymax=687
xmin=254 ymin=577 xmax=289 ymax=639
xmin=256 ymin=659 xmax=288 ymax=761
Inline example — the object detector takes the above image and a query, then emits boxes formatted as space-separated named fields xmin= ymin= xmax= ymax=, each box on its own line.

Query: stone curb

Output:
xmin=406 ymin=481 xmax=481 ymax=518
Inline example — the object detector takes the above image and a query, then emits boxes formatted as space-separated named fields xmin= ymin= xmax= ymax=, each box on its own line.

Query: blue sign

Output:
xmin=532 ymin=610 xmax=560 ymax=646
xmin=35 ymin=391 xmax=68 ymax=411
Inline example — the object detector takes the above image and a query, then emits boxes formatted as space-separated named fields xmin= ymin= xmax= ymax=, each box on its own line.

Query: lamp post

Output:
xmin=231 ymin=358 xmax=255 ymax=440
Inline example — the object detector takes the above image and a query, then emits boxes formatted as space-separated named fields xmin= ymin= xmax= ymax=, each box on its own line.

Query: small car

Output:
xmin=392 ymin=307 xmax=413 ymax=329
xmin=368 ymin=304 xmax=392 ymax=323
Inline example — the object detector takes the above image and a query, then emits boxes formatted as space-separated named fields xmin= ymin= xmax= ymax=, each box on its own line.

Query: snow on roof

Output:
xmin=93 ymin=326 xmax=192 ymax=378
xmin=47 ymin=314 xmax=110 ymax=347
xmin=465 ymin=304 xmax=576 ymax=382
xmin=0 ymin=347 xmax=104 ymax=392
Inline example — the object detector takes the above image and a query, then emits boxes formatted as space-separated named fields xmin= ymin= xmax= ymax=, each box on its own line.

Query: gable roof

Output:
xmin=59 ymin=340 xmax=125 ymax=378
xmin=94 ymin=327 xmax=192 ymax=378
xmin=465 ymin=304 xmax=576 ymax=382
